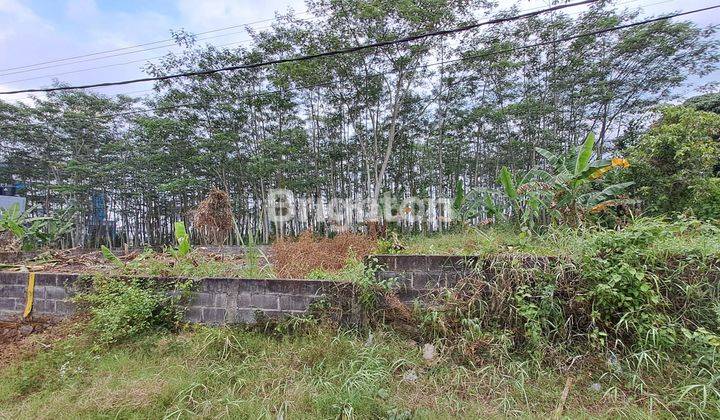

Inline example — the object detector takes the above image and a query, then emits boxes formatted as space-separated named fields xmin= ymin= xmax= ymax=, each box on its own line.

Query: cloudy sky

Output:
xmin=0 ymin=0 xmax=717 ymax=103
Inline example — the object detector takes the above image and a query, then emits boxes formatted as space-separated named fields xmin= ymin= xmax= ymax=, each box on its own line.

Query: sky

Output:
xmin=0 ymin=0 xmax=718 ymax=103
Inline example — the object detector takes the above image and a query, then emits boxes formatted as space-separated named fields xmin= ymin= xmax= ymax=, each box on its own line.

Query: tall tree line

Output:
xmin=0 ymin=0 xmax=717 ymax=246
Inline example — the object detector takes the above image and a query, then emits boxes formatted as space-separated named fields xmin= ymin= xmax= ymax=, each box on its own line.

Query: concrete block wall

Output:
xmin=185 ymin=277 xmax=354 ymax=325
xmin=371 ymin=255 xmax=480 ymax=302
xmin=0 ymin=272 xmax=353 ymax=325
xmin=0 ymin=272 xmax=77 ymax=320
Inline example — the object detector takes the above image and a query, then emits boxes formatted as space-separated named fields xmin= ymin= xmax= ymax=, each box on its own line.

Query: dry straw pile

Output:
xmin=193 ymin=188 xmax=234 ymax=245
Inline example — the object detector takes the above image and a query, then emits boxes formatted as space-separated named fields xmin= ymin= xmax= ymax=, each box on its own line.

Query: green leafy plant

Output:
xmin=169 ymin=221 xmax=191 ymax=258
xmin=75 ymin=275 xmax=192 ymax=345
xmin=479 ymin=133 xmax=635 ymax=230
xmin=100 ymin=245 xmax=124 ymax=268
xmin=0 ymin=203 xmax=57 ymax=251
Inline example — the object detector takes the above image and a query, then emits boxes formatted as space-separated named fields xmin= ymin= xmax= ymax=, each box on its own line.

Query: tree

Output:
xmin=626 ymin=106 xmax=720 ymax=216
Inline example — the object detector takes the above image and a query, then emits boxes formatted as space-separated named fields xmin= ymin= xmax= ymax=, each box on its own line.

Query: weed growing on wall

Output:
xmin=75 ymin=275 xmax=194 ymax=345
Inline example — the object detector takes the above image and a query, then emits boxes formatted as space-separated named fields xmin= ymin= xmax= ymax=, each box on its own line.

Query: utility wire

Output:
xmin=0 ymin=0 xmax=601 ymax=95
xmin=0 ymin=0 xmax=673 ymax=87
xmin=0 ymin=16 xmax=325 ymax=79
xmin=0 ymin=10 xmax=313 ymax=73
xmin=0 ymin=3 xmax=712 ymax=130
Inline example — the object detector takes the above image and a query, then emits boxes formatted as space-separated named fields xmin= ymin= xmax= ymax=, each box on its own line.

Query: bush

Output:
xmin=626 ymin=106 xmax=720 ymax=216
xmin=690 ymin=177 xmax=720 ymax=220
xmin=76 ymin=276 xmax=192 ymax=344
xmin=387 ymin=217 xmax=720 ymax=361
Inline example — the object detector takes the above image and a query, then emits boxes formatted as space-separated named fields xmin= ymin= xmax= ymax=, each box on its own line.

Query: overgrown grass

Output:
xmin=0 ymin=325 xmax=662 ymax=419
xmin=1 ymin=217 xmax=718 ymax=417
xmin=101 ymin=248 xmax=276 ymax=280
xmin=389 ymin=225 xmax=579 ymax=256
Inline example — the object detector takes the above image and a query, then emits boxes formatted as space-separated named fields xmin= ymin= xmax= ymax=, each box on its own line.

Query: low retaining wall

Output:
xmin=0 ymin=272 xmax=353 ymax=325
xmin=372 ymin=255 xmax=479 ymax=302
xmin=0 ymin=254 xmax=524 ymax=325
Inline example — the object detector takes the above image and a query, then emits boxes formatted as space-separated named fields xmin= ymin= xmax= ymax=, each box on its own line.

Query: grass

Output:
xmin=1 ymin=217 xmax=718 ymax=417
xmin=101 ymin=248 xmax=276 ymax=280
xmin=0 ymin=324 xmax=661 ymax=419
xmin=390 ymin=225 xmax=580 ymax=256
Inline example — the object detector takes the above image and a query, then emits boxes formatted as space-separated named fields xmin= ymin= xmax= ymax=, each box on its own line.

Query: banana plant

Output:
xmin=170 ymin=221 xmax=191 ymax=258
xmin=532 ymin=133 xmax=633 ymax=224
xmin=498 ymin=166 xmax=550 ymax=230
xmin=0 ymin=203 xmax=55 ymax=251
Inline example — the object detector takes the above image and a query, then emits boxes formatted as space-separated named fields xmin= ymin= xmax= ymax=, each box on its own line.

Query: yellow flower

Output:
xmin=589 ymin=166 xmax=613 ymax=180
xmin=590 ymin=203 xmax=609 ymax=213
xmin=611 ymin=157 xmax=630 ymax=168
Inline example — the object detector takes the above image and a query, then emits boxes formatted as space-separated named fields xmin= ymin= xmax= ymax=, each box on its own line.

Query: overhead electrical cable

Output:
xmin=0 ymin=10 xmax=313 ymax=73
xmin=0 ymin=0 xmax=673 ymax=87
xmin=0 ymin=4 xmax=713 ymax=130
xmin=0 ymin=0 xmax=603 ymax=95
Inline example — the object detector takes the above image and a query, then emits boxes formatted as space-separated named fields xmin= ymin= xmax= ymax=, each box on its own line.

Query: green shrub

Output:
xmin=626 ymin=106 xmax=720 ymax=216
xmin=402 ymin=217 xmax=720 ymax=362
xmin=690 ymin=177 xmax=720 ymax=221
xmin=76 ymin=276 xmax=193 ymax=345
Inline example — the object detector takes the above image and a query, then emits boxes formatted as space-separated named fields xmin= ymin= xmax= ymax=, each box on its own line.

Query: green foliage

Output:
xmin=626 ymin=106 xmax=720 ymax=217
xmin=684 ymin=92 xmax=720 ymax=114
xmin=352 ymin=257 xmax=397 ymax=310
xmin=690 ymin=178 xmax=720 ymax=220
xmin=1 ymin=2 xmax=716 ymax=245
xmin=0 ymin=203 xmax=67 ymax=251
xmin=575 ymin=132 xmax=595 ymax=175
xmin=403 ymin=218 xmax=719 ymax=362
xmin=499 ymin=166 xmax=517 ymax=200
xmin=0 ymin=325 xmax=667 ymax=419
xmin=169 ymin=221 xmax=191 ymax=258
xmin=100 ymin=245 xmax=124 ymax=268
xmin=75 ymin=276 xmax=192 ymax=345
xmin=472 ymin=133 xmax=633 ymax=230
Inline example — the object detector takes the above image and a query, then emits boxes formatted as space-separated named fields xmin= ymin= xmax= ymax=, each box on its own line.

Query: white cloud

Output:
xmin=0 ymin=83 xmax=42 ymax=105
xmin=176 ymin=0 xmax=306 ymax=32
xmin=0 ymin=0 xmax=53 ymax=42
xmin=64 ymin=0 xmax=100 ymax=21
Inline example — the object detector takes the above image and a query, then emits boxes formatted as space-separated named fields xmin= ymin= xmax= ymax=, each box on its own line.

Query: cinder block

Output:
xmin=54 ymin=300 xmax=75 ymax=316
xmin=202 ymin=307 xmax=226 ymax=325
xmin=33 ymin=299 xmax=56 ymax=314
xmin=237 ymin=292 xmax=251 ymax=307
xmin=13 ymin=298 xmax=25 ymax=310
xmin=394 ymin=255 xmax=427 ymax=271
xmin=236 ymin=279 xmax=269 ymax=293
xmin=0 ymin=284 xmax=26 ymax=299
xmin=265 ymin=279 xmax=326 ymax=295
xmin=191 ymin=292 xmax=214 ymax=307
xmin=231 ymin=308 xmax=258 ymax=324
xmin=0 ymin=298 xmax=17 ymax=311
xmin=278 ymin=294 xmax=315 ymax=311
xmin=44 ymin=286 xmax=68 ymax=300
xmin=0 ymin=272 xmax=27 ymax=285
xmin=199 ymin=278 xmax=233 ymax=293
xmin=184 ymin=307 xmax=203 ymax=323
xmin=411 ymin=272 xmax=447 ymax=289
xmin=250 ymin=293 xmax=279 ymax=310
xmin=213 ymin=293 xmax=227 ymax=308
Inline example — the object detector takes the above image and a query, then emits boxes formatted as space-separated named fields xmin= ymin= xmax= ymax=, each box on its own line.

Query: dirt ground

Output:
xmin=0 ymin=317 xmax=77 ymax=368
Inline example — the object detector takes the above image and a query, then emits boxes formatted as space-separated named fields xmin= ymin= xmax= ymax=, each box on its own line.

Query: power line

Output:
xmin=0 ymin=16 xmax=325 ymax=79
xmin=0 ymin=10 xmax=313 ymax=74
xmin=0 ymin=0 xmax=670 ymax=89
xmin=0 ymin=3 xmax=711 ymax=129
xmin=0 ymin=0 xmax=601 ymax=96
